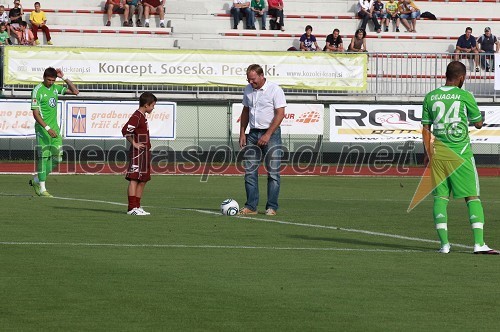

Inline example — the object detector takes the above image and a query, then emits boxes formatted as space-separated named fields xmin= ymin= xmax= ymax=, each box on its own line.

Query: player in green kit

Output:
xmin=422 ymin=61 xmax=498 ymax=255
xmin=29 ymin=67 xmax=79 ymax=197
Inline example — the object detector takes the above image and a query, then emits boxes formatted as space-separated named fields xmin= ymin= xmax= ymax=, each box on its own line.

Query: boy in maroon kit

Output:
xmin=121 ymin=92 xmax=157 ymax=216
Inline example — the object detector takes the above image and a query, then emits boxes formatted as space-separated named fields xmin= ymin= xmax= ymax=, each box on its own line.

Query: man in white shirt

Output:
xmin=239 ymin=64 xmax=286 ymax=216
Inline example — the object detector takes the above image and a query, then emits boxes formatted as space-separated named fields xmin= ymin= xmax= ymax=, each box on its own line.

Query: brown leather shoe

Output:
xmin=239 ymin=207 xmax=258 ymax=215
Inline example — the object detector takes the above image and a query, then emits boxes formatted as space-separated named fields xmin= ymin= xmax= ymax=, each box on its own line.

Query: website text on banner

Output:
xmin=0 ymin=100 xmax=63 ymax=137
xmin=330 ymin=104 xmax=500 ymax=144
xmin=232 ymin=103 xmax=324 ymax=135
xmin=4 ymin=47 xmax=367 ymax=91
xmin=65 ymin=101 xmax=176 ymax=139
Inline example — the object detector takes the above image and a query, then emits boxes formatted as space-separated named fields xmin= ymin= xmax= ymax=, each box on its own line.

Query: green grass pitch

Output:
xmin=1 ymin=174 xmax=499 ymax=330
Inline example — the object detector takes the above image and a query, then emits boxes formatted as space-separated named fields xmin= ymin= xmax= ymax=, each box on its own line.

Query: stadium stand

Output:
xmin=0 ymin=0 xmax=497 ymax=94
xmin=0 ymin=0 xmax=496 ymax=52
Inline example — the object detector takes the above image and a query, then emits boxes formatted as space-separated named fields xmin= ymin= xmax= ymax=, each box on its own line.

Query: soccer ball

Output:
xmin=220 ymin=199 xmax=239 ymax=216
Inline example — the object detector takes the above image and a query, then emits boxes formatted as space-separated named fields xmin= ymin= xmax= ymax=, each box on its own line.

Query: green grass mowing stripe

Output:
xmin=6 ymin=192 xmax=472 ymax=250
xmin=0 ymin=241 xmax=422 ymax=252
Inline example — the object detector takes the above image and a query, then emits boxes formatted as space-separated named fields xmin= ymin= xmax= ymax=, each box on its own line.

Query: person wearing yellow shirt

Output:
xmin=29 ymin=1 xmax=52 ymax=45
xmin=398 ymin=0 xmax=420 ymax=33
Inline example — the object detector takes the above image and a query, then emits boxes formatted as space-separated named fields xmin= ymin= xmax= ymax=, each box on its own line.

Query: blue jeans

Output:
xmin=358 ymin=11 xmax=381 ymax=31
xmin=243 ymin=128 xmax=283 ymax=211
xmin=255 ymin=11 xmax=267 ymax=29
xmin=480 ymin=50 xmax=495 ymax=70
xmin=231 ymin=7 xmax=254 ymax=28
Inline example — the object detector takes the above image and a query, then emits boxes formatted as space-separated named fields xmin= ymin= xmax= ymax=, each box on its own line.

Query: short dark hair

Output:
xmin=305 ymin=25 xmax=313 ymax=31
xmin=446 ymin=61 xmax=466 ymax=81
xmin=139 ymin=92 xmax=157 ymax=107
xmin=246 ymin=64 xmax=263 ymax=76
xmin=20 ymin=21 xmax=28 ymax=28
xmin=333 ymin=28 xmax=340 ymax=33
xmin=43 ymin=67 xmax=58 ymax=79
xmin=465 ymin=27 xmax=472 ymax=32
xmin=34 ymin=2 xmax=40 ymax=6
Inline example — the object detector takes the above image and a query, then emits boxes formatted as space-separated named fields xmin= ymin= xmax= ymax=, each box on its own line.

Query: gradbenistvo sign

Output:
xmin=3 ymin=47 xmax=367 ymax=91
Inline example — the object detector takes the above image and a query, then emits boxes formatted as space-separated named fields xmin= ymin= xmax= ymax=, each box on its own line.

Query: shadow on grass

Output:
xmin=53 ymin=206 xmax=125 ymax=215
xmin=287 ymin=234 xmax=433 ymax=251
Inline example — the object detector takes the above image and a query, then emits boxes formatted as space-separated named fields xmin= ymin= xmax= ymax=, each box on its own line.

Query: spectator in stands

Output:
xmin=357 ymin=0 xmax=381 ymax=33
xmin=17 ymin=21 xmax=34 ymax=45
xmin=267 ymin=0 xmax=284 ymax=32
xmin=384 ymin=0 xmax=400 ymax=32
xmin=0 ymin=23 xmax=10 ymax=45
xmin=231 ymin=0 xmax=254 ymax=30
xmin=142 ymin=0 xmax=166 ymax=28
xmin=300 ymin=25 xmax=320 ymax=51
xmin=0 ymin=5 xmax=11 ymax=41
xmin=9 ymin=0 xmax=24 ymax=44
xmin=477 ymin=27 xmax=499 ymax=72
xmin=323 ymin=28 xmax=344 ymax=52
xmin=127 ymin=0 xmax=144 ymax=27
xmin=398 ymin=0 xmax=420 ymax=33
xmin=347 ymin=28 xmax=368 ymax=52
xmin=29 ymin=2 xmax=52 ymax=45
xmin=454 ymin=27 xmax=480 ymax=72
xmin=105 ymin=0 xmax=130 ymax=27
xmin=250 ymin=0 xmax=267 ymax=30
xmin=372 ymin=0 xmax=385 ymax=29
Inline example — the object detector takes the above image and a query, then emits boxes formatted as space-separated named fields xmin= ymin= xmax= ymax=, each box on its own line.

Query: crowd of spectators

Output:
xmin=231 ymin=0 xmax=284 ymax=31
xmin=0 ymin=0 xmax=51 ymax=46
xmin=105 ymin=0 xmax=165 ymax=28
xmin=0 ymin=0 xmax=169 ymax=47
xmin=455 ymin=26 xmax=499 ymax=72
xmin=356 ymin=0 xmax=419 ymax=33
xmin=0 ymin=0 xmax=498 ymax=69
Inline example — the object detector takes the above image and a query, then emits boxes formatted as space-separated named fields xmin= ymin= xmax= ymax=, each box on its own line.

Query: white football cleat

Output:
xmin=127 ymin=207 xmax=148 ymax=216
xmin=137 ymin=207 xmax=150 ymax=215
xmin=473 ymin=244 xmax=499 ymax=255
xmin=438 ymin=243 xmax=450 ymax=254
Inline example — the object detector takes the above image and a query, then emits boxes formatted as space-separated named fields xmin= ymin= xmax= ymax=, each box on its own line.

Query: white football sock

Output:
xmin=40 ymin=181 xmax=46 ymax=192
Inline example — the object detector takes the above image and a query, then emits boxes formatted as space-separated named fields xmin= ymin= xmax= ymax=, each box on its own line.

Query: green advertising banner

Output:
xmin=4 ymin=47 xmax=367 ymax=90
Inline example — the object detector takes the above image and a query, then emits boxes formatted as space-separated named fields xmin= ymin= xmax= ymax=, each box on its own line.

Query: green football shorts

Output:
xmin=35 ymin=125 xmax=63 ymax=158
xmin=431 ymin=156 xmax=480 ymax=198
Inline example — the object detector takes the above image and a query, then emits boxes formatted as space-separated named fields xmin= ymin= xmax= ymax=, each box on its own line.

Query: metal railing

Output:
xmin=1 ymin=49 xmax=497 ymax=101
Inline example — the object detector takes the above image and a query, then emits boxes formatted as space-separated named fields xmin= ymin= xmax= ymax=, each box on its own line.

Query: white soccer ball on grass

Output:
xmin=220 ymin=199 xmax=239 ymax=216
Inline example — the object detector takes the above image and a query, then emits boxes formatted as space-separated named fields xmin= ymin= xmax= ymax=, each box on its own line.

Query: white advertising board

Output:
xmin=330 ymin=104 xmax=500 ymax=143
xmin=232 ymin=103 xmax=324 ymax=135
xmin=0 ymin=100 xmax=63 ymax=138
xmin=65 ymin=101 xmax=176 ymax=139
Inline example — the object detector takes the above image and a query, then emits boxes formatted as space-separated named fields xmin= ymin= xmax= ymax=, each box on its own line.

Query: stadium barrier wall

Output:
xmin=1 ymin=102 xmax=498 ymax=171
xmin=1 ymin=48 xmax=498 ymax=101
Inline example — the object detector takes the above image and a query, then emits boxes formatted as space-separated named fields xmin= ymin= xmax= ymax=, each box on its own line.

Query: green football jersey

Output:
xmin=422 ymin=86 xmax=482 ymax=159
xmin=31 ymin=83 xmax=67 ymax=130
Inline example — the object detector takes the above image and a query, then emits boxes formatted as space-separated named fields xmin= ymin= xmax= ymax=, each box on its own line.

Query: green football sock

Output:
xmin=467 ymin=199 xmax=485 ymax=246
xmin=37 ymin=157 xmax=50 ymax=181
xmin=45 ymin=156 xmax=53 ymax=179
xmin=51 ymin=154 xmax=62 ymax=172
xmin=433 ymin=196 xmax=449 ymax=246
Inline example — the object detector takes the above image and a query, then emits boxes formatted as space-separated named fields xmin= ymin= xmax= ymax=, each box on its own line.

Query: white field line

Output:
xmin=1 ymin=194 xmax=472 ymax=250
xmin=183 ymin=208 xmax=471 ymax=249
xmin=0 ymin=241 xmax=421 ymax=253
xmin=2 ymin=192 xmax=499 ymax=204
